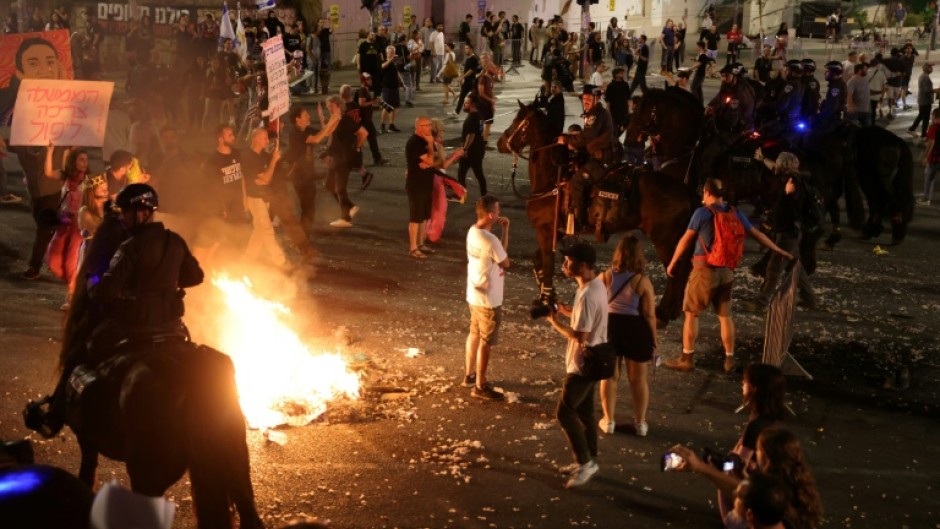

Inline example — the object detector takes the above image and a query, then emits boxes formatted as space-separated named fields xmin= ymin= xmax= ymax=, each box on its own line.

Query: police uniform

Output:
xmin=800 ymin=75 xmax=821 ymax=119
xmin=564 ymin=85 xmax=615 ymax=228
xmin=778 ymin=76 xmax=804 ymax=125
xmin=817 ymin=78 xmax=847 ymax=127
xmin=708 ymin=78 xmax=755 ymax=133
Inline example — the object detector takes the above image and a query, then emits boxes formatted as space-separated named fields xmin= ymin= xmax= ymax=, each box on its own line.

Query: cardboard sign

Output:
xmin=403 ymin=5 xmax=412 ymax=26
xmin=262 ymin=35 xmax=290 ymax=121
xmin=329 ymin=5 xmax=340 ymax=30
xmin=10 ymin=79 xmax=114 ymax=147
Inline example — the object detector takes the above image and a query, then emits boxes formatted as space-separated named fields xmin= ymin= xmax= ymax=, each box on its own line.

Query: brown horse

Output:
xmin=33 ymin=215 xmax=263 ymax=529
xmin=497 ymin=100 xmax=694 ymax=323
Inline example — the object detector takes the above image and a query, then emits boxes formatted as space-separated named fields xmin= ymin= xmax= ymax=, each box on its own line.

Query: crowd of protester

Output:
xmin=9 ymin=4 xmax=940 ymax=525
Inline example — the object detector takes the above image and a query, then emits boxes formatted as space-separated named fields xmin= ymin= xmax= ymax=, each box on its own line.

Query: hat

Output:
xmin=559 ymin=242 xmax=596 ymax=266
xmin=580 ymin=84 xmax=602 ymax=97
xmin=292 ymin=50 xmax=303 ymax=59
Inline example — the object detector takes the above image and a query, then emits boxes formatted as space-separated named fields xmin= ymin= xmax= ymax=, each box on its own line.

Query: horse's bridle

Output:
xmin=505 ymin=112 xmax=532 ymax=160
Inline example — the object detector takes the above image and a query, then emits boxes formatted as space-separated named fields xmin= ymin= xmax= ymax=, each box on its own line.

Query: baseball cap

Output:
xmin=559 ymin=242 xmax=596 ymax=266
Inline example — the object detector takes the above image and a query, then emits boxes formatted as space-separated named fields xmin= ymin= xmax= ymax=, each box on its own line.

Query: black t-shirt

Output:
xmin=287 ymin=126 xmax=317 ymax=165
xmin=318 ymin=28 xmax=332 ymax=53
xmin=284 ymin=33 xmax=302 ymax=54
xmin=462 ymin=54 xmax=481 ymax=85
xmin=358 ymin=40 xmax=380 ymax=74
xmin=605 ymin=79 xmax=630 ymax=122
xmin=406 ymin=134 xmax=436 ymax=182
xmin=241 ymin=149 xmax=271 ymax=199
xmin=459 ymin=22 xmax=472 ymax=44
xmin=742 ymin=416 xmax=779 ymax=451
xmin=481 ymin=21 xmax=494 ymax=40
xmin=883 ymin=58 xmax=904 ymax=87
xmin=203 ymin=149 xmax=244 ymax=220
xmin=589 ymin=40 xmax=604 ymax=63
xmin=381 ymin=62 xmax=399 ymax=90
xmin=357 ymin=86 xmax=374 ymax=120
xmin=695 ymin=53 xmax=710 ymax=81
xmin=461 ymin=111 xmax=485 ymax=153
xmin=636 ymin=44 xmax=650 ymax=72
xmin=511 ymin=22 xmax=524 ymax=40
xmin=703 ymin=31 xmax=719 ymax=51
xmin=557 ymin=28 xmax=569 ymax=44
xmin=328 ymin=115 xmax=360 ymax=164
xmin=754 ymin=57 xmax=773 ymax=83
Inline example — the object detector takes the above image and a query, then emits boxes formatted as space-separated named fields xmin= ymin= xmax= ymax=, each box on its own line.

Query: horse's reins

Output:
xmin=639 ymin=102 xmax=701 ymax=184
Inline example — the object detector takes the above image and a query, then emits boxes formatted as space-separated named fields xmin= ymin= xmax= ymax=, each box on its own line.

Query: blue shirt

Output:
xmin=687 ymin=203 xmax=753 ymax=258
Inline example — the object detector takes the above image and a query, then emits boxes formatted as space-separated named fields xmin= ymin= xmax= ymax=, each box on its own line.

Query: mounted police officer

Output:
xmin=88 ymin=183 xmax=204 ymax=359
xmin=815 ymin=61 xmax=847 ymax=131
xmin=557 ymin=84 xmax=615 ymax=230
xmin=800 ymin=58 xmax=821 ymax=120
xmin=706 ymin=63 xmax=755 ymax=134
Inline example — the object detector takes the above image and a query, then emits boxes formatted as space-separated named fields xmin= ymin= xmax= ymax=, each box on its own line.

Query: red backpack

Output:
xmin=698 ymin=206 xmax=746 ymax=269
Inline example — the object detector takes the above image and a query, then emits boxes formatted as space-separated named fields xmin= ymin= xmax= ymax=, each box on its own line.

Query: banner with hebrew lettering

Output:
xmin=0 ymin=29 xmax=74 ymax=126
xmin=10 ymin=79 xmax=114 ymax=147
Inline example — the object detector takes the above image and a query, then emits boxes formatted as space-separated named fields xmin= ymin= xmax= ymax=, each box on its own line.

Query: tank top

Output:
xmin=608 ymin=270 xmax=641 ymax=316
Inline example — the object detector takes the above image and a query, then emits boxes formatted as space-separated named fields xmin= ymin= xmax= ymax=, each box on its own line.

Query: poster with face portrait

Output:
xmin=0 ymin=29 xmax=74 ymax=126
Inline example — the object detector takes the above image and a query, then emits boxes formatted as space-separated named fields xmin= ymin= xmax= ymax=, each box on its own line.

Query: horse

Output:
xmin=47 ymin=221 xmax=263 ymax=529
xmin=626 ymin=87 xmax=914 ymax=245
xmin=497 ymin=100 xmax=694 ymax=323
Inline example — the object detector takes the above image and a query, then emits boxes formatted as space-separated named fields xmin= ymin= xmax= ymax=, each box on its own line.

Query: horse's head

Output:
xmin=497 ymin=100 xmax=545 ymax=156
xmin=626 ymin=88 xmax=704 ymax=152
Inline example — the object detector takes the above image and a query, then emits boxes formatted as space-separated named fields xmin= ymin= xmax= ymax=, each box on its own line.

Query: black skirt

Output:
xmin=608 ymin=313 xmax=654 ymax=362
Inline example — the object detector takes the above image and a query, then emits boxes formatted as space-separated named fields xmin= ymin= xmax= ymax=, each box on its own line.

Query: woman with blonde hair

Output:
xmin=597 ymin=233 xmax=657 ymax=436
xmin=425 ymin=119 xmax=466 ymax=243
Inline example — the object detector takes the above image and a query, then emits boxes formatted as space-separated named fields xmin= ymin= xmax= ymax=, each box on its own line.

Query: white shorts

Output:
xmin=884 ymin=86 xmax=900 ymax=100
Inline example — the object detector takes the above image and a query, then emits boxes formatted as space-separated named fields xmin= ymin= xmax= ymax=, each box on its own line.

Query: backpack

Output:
xmin=800 ymin=180 xmax=826 ymax=234
xmin=698 ymin=206 xmax=746 ymax=269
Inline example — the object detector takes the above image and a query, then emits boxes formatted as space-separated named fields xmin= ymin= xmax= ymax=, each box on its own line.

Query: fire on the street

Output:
xmin=210 ymin=274 xmax=361 ymax=430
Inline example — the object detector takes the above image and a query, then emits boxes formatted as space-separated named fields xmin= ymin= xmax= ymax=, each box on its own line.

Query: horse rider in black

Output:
xmin=815 ymin=61 xmax=847 ymax=131
xmin=800 ymin=58 xmax=821 ymax=121
xmin=537 ymin=80 xmax=567 ymax=140
xmin=89 ymin=183 xmax=204 ymax=357
xmin=707 ymin=63 xmax=756 ymax=134
xmin=557 ymin=84 xmax=615 ymax=230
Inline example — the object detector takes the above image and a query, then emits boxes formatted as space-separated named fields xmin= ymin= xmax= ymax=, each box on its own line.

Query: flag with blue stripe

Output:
xmin=219 ymin=2 xmax=237 ymax=51
xmin=256 ymin=0 xmax=276 ymax=11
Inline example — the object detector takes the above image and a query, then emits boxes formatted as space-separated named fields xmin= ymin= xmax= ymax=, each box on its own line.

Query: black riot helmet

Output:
xmin=824 ymin=60 xmax=843 ymax=80
xmin=786 ymin=59 xmax=803 ymax=74
xmin=801 ymin=58 xmax=816 ymax=73
xmin=116 ymin=183 xmax=159 ymax=211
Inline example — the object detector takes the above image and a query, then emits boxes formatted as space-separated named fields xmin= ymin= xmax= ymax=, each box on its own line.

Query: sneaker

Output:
xmin=598 ymin=417 xmax=615 ymax=434
xmin=461 ymin=373 xmax=476 ymax=387
xmin=329 ymin=218 xmax=353 ymax=228
xmin=0 ymin=193 xmax=23 ymax=204
xmin=21 ymin=267 xmax=40 ymax=280
xmin=389 ymin=124 xmax=402 ymax=132
xmin=916 ymin=198 xmax=931 ymax=206
xmin=565 ymin=460 xmax=599 ymax=488
xmin=470 ymin=384 xmax=505 ymax=401
xmin=360 ymin=172 xmax=374 ymax=190
xmin=634 ymin=422 xmax=649 ymax=437
xmin=380 ymin=125 xmax=387 ymax=134
xmin=349 ymin=205 xmax=360 ymax=219
xmin=663 ymin=354 xmax=695 ymax=372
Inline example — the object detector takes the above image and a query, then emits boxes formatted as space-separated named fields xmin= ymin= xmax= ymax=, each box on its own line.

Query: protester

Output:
xmin=629 ymin=35 xmax=649 ymax=95
xmin=286 ymin=104 xmax=328 ymax=230
xmin=426 ymin=118 xmax=466 ymax=243
xmin=321 ymin=95 xmax=367 ymax=228
xmin=597 ymin=234 xmax=656 ymax=437
xmin=664 ymin=178 xmax=792 ymax=373
xmin=919 ymin=108 xmax=940 ymax=206
xmin=439 ymin=42 xmax=459 ymax=105
xmin=464 ymin=195 xmax=510 ymax=400
xmin=405 ymin=117 xmax=438 ymax=258
xmin=241 ymin=128 xmax=286 ymax=267
xmin=543 ymin=242 xmax=608 ymax=489
xmin=456 ymin=95 xmax=488 ymax=198
xmin=380 ymin=46 xmax=402 ymax=133
xmin=316 ymin=18 xmax=332 ymax=94
xmin=44 ymin=146 xmax=88 ymax=309
xmin=909 ymin=63 xmax=939 ymax=137
xmin=455 ymin=43 xmax=481 ymax=116
xmin=846 ymin=63 xmax=872 ymax=126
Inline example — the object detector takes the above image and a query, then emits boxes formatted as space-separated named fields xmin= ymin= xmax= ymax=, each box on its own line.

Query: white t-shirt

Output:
xmin=466 ymin=225 xmax=508 ymax=308
xmin=565 ymin=277 xmax=609 ymax=375
xmin=430 ymin=30 xmax=446 ymax=56
xmin=590 ymin=70 xmax=606 ymax=89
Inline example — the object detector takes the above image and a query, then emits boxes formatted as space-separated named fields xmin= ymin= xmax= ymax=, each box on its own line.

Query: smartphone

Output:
xmin=661 ymin=452 xmax=685 ymax=472
xmin=722 ymin=460 xmax=735 ymax=473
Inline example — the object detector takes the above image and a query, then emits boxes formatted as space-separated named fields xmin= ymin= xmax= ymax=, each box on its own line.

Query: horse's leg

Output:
xmin=528 ymin=197 xmax=558 ymax=316
xmin=77 ymin=436 xmax=99 ymax=488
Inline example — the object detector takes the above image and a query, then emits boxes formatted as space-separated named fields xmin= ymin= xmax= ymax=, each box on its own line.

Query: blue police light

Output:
xmin=0 ymin=468 xmax=45 ymax=497
xmin=795 ymin=121 xmax=808 ymax=131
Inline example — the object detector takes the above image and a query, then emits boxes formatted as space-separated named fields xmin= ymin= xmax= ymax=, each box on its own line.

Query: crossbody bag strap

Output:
xmin=607 ymin=271 xmax=636 ymax=304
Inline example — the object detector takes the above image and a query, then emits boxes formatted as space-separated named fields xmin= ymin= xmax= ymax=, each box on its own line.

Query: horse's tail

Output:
xmin=186 ymin=345 xmax=261 ymax=529
xmin=892 ymin=135 xmax=916 ymax=242
xmin=843 ymin=124 xmax=866 ymax=230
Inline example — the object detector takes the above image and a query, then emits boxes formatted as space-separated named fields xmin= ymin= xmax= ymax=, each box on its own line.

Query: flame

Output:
xmin=210 ymin=274 xmax=360 ymax=430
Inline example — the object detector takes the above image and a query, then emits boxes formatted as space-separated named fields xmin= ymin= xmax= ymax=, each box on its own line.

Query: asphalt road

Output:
xmin=1 ymin=47 xmax=939 ymax=529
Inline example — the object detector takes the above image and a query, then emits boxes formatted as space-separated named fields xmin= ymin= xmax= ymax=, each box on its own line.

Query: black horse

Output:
xmin=48 ymin=224 xmax=263 ymax=529
xmin=627 ymin=87 xmax=914 ymax=245
xmin=497 ymin=100 xmax=693 ymax=323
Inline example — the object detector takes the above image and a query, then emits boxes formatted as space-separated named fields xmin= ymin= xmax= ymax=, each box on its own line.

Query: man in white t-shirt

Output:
xmin=544 ymin=242 xmax=608 ymax=489
xmin=465 ymin=195 xmax=511 ymax=400
xmin=429 ymin=23 xmax=446 ymax=83
xmin=589 ymin=61 xmax=608 ymax=91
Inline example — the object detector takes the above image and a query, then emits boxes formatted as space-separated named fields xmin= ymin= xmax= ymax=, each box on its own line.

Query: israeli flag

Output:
xmin=220 ymin=2 xmax=237 ymax=48
xmin=256 ymin=0 xmax=276 ymax=11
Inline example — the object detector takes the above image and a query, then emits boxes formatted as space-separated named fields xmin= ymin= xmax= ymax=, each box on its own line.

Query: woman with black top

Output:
xmin=597 ymin=234 xmax=657 ymax=437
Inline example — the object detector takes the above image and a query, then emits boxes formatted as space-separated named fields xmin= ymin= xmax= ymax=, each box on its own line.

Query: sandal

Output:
xmin=409 ymin=249 xmax=427 ymax=259
xmin=418 ymin=244 xmax=436 ymax=254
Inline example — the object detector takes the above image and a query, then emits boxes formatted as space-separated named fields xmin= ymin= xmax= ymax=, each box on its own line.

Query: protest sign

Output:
xmin=10 ymin=79 xmax=114 ymax=147
xmin=262 ymin=35 xmax=290 ymax=121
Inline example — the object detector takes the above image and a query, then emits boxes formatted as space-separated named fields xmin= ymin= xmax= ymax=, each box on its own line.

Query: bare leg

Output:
xmin=598 ymin=357 xmax=624 ymax=423
xmin=465 ymin=333 xmax=479 ymax=377
xmin=718 ymin=315 xmax=735 ymax=355
xmin=627 ymin=360 xmax=649 ymax=425
xmin=682 ymin=311 xmax=699 ymax=352
xmin=408 ymin=222 xmax=420 ymax=251
xmin=475 ymin=343 xmax=492 ymax=387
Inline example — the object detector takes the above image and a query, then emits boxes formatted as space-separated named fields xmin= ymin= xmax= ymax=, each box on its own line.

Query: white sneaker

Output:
xmin=565 ymin=460 xmax=599 ymax=488
xmin=598 ymin=417 xmax=615 ymax=434
xmin=329 ymin=218 xmax=353 ymax=228
xmin=558 ymin=462 xmax=580 ymax=475
xmin=635 ymin=421 xmax=649 ymax=437
xmin=349 ymin=205 xmax=360 ymax=218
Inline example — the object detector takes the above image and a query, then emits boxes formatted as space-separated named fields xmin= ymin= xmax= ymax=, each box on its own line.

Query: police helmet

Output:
xmin=719 ymin=64 xmax=735 ymax=76
xmin=116 ymin=183 xmax=159 ymax=211
xmin=360 ymin=71 xmax=372 ymax=84
xmin=801 ymin=58 xmax=816 ymax=73
xmin=786 ymin=59 xmax=803 ymax=73
xmin=580 ymin=84 xmax=602 ymax=98
xmin=824 ymin=61 xmax=843 ymax=75
xmin=732 ymin=62 xmax=747 ymax=76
